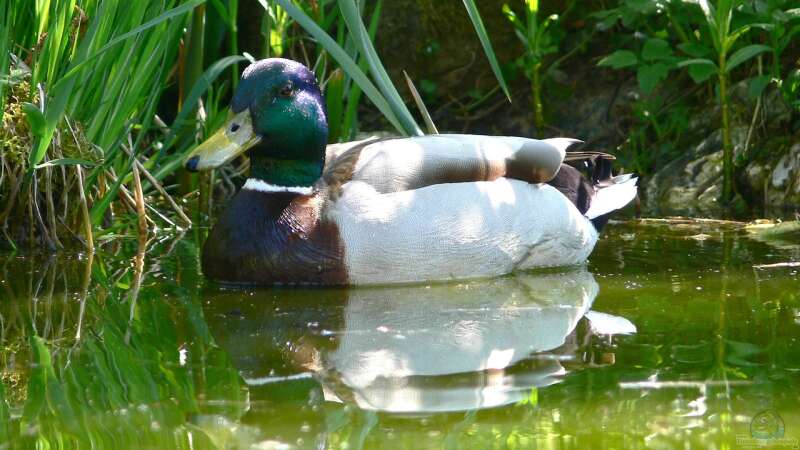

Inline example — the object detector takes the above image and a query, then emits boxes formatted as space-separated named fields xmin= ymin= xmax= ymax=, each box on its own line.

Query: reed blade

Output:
xmin=462 ymin=0 xmax=511 ymax=102
xmin=274 ymin=0 xmax=410 ymax=136
xmin=337 ymin=0 xmax=423 ymax=136
xmin=403 ymin=71 xmax=438 ymax=135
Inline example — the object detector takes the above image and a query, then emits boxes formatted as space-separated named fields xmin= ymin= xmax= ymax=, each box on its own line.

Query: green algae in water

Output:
xmin=1 ymin=221 xmax=799 ymax=449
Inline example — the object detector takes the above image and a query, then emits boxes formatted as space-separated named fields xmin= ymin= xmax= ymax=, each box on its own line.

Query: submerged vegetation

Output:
xmin=0 ymin=238 xmax=248 ymax=448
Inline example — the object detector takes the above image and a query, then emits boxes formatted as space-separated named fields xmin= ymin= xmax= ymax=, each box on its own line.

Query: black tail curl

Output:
xmin=546 ymin=151 xmax=630 ymax=233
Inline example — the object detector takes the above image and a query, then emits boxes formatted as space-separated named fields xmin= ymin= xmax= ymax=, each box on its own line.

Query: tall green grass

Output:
xmin=0 ymin=3 xmax=11 ymax=115
xmin=272 ymin=0 xmax=509 ymax=138
xmin=1 ymin=0 xmax=237 ymax=250
xmin=292 ymin=0 xmax=387 ymax=142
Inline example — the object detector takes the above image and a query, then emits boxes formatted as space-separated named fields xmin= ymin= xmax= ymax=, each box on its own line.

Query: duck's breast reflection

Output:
xmin=326 ymin=270 xmax=599 ymax=388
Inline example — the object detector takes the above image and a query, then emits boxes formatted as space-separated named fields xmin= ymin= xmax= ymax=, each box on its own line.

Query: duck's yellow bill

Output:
xmin=184 ymin=110 xmax=261 ymax=171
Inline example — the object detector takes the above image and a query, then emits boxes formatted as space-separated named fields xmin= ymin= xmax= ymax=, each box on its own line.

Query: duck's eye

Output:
xmin=279 ymin=84 xmax=293 ymax=98
xmin=230 ymin=123 xmax=240 ymax=132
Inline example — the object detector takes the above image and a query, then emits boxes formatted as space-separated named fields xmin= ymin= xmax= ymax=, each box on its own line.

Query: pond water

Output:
xmin=1 ymin=220 xmax=799 ymax=449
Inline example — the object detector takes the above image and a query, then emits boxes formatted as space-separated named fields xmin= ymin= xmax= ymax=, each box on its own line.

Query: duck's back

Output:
xmin=323 ymin=134 xmax=576 ymax=196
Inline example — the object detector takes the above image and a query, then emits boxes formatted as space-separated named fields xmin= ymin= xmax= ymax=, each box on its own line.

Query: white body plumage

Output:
xmin=328 ymin=177 xmax=599 ymax=285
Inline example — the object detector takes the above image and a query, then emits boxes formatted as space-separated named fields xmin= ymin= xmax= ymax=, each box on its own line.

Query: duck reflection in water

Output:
xmin=202 ymin=268 xmax=636 ymax=414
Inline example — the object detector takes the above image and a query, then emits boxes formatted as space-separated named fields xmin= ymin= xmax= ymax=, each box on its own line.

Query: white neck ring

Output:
xmin=242 ymin=178 xmax=313 ymax=195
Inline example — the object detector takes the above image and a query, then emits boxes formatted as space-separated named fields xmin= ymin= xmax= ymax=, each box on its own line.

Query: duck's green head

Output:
xmin=184 ymin=58 xmax=327 ymax=186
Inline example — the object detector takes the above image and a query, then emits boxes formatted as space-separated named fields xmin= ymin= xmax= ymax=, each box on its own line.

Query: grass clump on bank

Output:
xmin=0 ymin=0 xmax=233 ymax=251
xmin=1 ymin=73 xmax=99 ymax=250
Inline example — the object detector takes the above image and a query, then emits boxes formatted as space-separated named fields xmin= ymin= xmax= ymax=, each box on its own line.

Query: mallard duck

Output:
xmin=184 ymin=58 xmax=637 ymax=285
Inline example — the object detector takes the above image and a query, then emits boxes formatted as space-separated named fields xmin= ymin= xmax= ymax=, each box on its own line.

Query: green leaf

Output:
xmin=21 ymin=339 xmax=47 ymax=426
xmin=727 ymin=23 xmax=773 ymax=49
xmin=688 ymin=64 xmax=716 ymax=83
xmin=677 ymin=58 xmax=717 ymax=69
xmin=747 ymin=75 xmax=771 ymax=99
xmin=677 ymin=43 xmax=712 ymax=58
xmin=462 ymin=0 xmax=512 ymax=102
xmin=595 ymin=11 xmax=619 ymax=31
xmin=776 ymin=24 xmax=800 ymax=55
xmin=782 ymin=69 xmax=800 ymax=108
xmin=21 ymin=102 xmax=46 ymax=138
xmin=502 ymin=4 xmax=525 ymax=33
xmin=598 ymin=50 xmax=637 ymax=69
xmin=637 ymin=63 xmax=670 ymax=94
xmin=641 ymin=38 xmax=672 ymax=61
xmin=725 ymin=44 xmax=771 ymax=73
xmin=35 ymin=158 xmax=98 ymax=169
xmin=626 ymin=0 xmax=658 ymax=14
xmin=21 ymin=337 xmax=78 ymax=431
xmin=747 ymin=23 xmax=774 ymax=31
xmin=208 ymin=0 xmax=231 ymax=23
xmin=680 ymin=58 xmax=716 ymax=83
